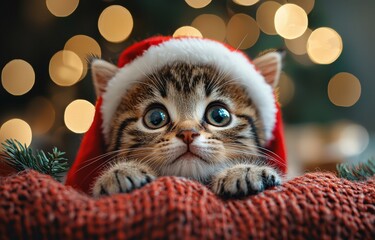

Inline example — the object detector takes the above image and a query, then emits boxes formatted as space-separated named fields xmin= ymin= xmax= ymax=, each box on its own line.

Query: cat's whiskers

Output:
xmin=132 ymin=153 xmax=160 ymax=170
xmin=149 ymin=71 xmax=167 ymax=92
xmin=235 ymin=33 xmax=249 ymax=51
xmin=135 ymin=79 xmax=158 ymax=91
xmin=214 ymin=68 xmax=232 ymax=85
xmin=126 ymin=145 xmax=175 ymax=172
xmin=213 ymin=68 xmax=242 ymax=88
xmin=206 ymin=68 xmax=230 ymax=92
xmin=224 ymin=143 xmax=286 ymax=168
xmin=74 ymin=147 xmax=157 ymax=174
xmin=225 ymin=146 xmax=265 ymax=160
xmin=152 ymin=143 xmax=188 ymax=165
xmin=253 ymin=148 xmax=286 ymax=168
xmin=124 ymin=146 xmax=159 ymax=158
xmin=133 ymin=62 xmax=166 ymax=94
xmin=139 ymin=151 xmax=171 ymax=174
xmin=139 ymin=61 xmax=168 ymax=94
xmin=80 ymin=153 xmax=120 ymax=186
xmin=78 ymin=141 xmax=285 ymax=183
xmin=81 ymin=147 xmax=163 ymax=186
xmin=72 ymin=149 xmax=124 ymax=174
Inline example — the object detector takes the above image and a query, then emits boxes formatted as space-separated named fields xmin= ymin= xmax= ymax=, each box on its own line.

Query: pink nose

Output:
xmin=176 ymin=130 xmax=200 ymax=144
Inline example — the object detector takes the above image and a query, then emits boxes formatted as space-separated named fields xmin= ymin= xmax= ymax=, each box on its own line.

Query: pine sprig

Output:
xmin=337 ymin=157 xmax=375 ymax=181
xmin=1 ymin=139 xmax=68 ymax=181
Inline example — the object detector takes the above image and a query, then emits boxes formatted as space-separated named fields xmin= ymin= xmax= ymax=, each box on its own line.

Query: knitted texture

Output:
xmin=0 ymin=171 xmax=374 ymax=239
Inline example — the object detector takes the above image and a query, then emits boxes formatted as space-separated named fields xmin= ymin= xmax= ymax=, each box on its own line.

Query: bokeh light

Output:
xmin=256 ymin=1 xmax=281 ymax=35
xmin=1 ymin=59 xmax=35 ymax=96
xmin=291 ymin=53 xmax=314 ymax=66
xmin=288 ymin=0 xmax=315 ymax=14
xmin=185 ymin=0 xmax=211 ymax=8
xmin=226 ymin=13 xmax=260 ymax=49
xmin=328 ymin=72 xmax=361 ymax=107
xmin=46 ymin=0 xmax=79 ymax=17
xmin=307 ymin=27 xmax=343 ymax=64
xmin=191 ymin=14 xmax=226 ymax=41
xmin=0 ymin=119 xmax=32 ymax=146
xmin=50 ymin=87 xmax=75 ymax=114
xmin=173 ymin=26 xmax=203 ymax=38
xmin=26 ymin=97 xmax=55 ymax=135
xmin=233 ymin=0 xmax=259 ymax=6
xmin=98 ymin=5 xmax=133 ymax=43
xmin=296 ymin=126 xmax=323 ymax=162
xmin=285 ymin=28 xmax=312 ymax=55
xmin=64 ymin=99 xmax=95 ymax=133
xmin=64 ymin=35 xmax=102 ymax=79
xmin=270 ymin=0 xmax=289 ymax=3
xmin=332 ymin=122 xmax=369 ymax=157
xmin=274 ymin=3 xmax=308 ymax=39
xmin=24 ymin=0 xmax=54 ymax=27
xmin=278 ymin=72 xmax=295 ymax=106
xmin=49 ymin=50 xmax=83 ymax=86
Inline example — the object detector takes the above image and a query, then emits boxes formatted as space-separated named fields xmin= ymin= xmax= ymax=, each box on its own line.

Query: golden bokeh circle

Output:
xmin=334 ymin=122 xmax=369 ymax=157
xmin=1 ymin=59 xmax=35 ymax=96
xmin=46 ymin=0 xmax=79 ymax=17
xmin=64 ymin=99 xmax=95 ymax=133
xmin=274 ymin=3 xmax=308 ymax=39
xmin=185 ymin=0 xmax=212 ymax=8
xmin=287 ymin=0 xmax=315 ymax=14
xmin=173 ymin=26 xmax=203 ymax=38
xmin=191 ymin=14 xmax=226 ymax=41
xmin=0 ymin=119 xmax=32 ymax=146
xmin=291 ymin=53 xmax=314 ymax=66
xmin=233 ymin=0 xmax=259 ymax=6
xmin=285 ymin=28 xmax=312 ymax=55
xmin=226 ymin=13 xmax=260 ymax=49
xmin=98 ymin=5 xmax=133 ymax=43
xmin=26 ymin=97 xmax=56 ymax=135
xmin=328 ymin=72 xmax=361 ymax=107
xmin=64 ymin=35 xmax=102 ymax=79
xmin=49 ymin=50 xmax=83 ymax=86
xmin=256 ymin=1 xmax=281 ymax=35
xmin=307 ymin=27 xmax=343 ymax=64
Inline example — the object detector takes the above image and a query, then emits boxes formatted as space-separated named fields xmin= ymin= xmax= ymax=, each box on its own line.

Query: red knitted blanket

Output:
xmin=0 ymin=170 xmax=374 ymax=239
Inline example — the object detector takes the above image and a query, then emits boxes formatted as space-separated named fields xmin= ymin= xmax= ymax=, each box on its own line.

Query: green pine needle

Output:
xmin=1 ymin=139 xmax=68 ymax=181
xmin=337 ymin=157 xmax=375 ymax=181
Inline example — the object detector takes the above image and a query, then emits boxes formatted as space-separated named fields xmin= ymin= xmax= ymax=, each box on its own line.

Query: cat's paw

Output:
xmin=92 ymin=162 xmax=157 ymax=197
xmin=211 ymin=164 xmax=281 ymax=197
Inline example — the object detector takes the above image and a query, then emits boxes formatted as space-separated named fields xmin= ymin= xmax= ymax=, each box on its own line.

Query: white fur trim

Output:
xmin=101 ymin=38 xmax=277 ymax=143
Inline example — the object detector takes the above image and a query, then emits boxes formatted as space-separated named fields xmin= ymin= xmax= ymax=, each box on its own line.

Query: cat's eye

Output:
xmin=143 ymin=107 xmax=170 ymax=129
xmin=205 ymin=104 xmax=231 ymax=127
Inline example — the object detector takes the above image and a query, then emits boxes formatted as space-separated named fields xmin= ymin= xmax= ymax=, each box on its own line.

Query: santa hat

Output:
xmin=65 ymin=36 xmax=287 ymax=194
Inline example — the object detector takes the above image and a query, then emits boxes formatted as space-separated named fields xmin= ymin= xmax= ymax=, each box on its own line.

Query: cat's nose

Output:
xmin=176 ymin=129 xmax=200 ymax=144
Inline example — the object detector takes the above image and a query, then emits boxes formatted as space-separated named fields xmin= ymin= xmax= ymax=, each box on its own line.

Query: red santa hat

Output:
xmin=65 ymin=36 xmax=287 ymax=194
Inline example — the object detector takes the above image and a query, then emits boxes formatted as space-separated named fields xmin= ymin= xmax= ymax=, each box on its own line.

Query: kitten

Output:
xmin=90 ymin=39 xmax=284 ymax=198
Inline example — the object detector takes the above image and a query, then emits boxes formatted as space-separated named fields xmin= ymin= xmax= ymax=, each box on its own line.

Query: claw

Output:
xmin=100 ymin=185 xmax=108 ymax=196
xmin=145 ymin=175 xmax=153 ymax=183
xmin=211 ymin=164 xmax=281 ymax=198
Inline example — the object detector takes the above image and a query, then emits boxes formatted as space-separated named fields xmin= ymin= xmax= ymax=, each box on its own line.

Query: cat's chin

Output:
xmin=159 ymin=155 xmax=222 ymax=183
xmin=174 ymin=152 xmax=207 ymax=163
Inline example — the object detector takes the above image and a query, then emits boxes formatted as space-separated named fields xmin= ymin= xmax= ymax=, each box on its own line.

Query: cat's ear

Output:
xmin=91 ymin=59 xmax=118 ymax=96
xmin=253 ymin=51 xmax=284 ymax=88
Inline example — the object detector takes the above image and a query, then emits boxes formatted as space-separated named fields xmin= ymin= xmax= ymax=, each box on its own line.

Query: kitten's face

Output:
xmin=106 ymin=63 xmax=266 ymax=181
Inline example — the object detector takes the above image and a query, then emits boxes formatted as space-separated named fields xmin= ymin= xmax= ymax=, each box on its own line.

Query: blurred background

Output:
xmin=0 ymin=0 xmax=374 ymax=177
